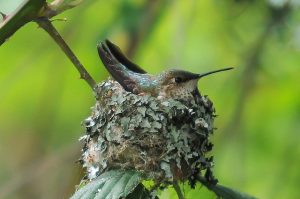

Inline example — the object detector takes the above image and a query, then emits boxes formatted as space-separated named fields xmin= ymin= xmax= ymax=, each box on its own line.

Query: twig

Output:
xmin=172 ymin=180 xmax=185 ymax=199
xmin=35 ymin=17 xmax=96 ymax=89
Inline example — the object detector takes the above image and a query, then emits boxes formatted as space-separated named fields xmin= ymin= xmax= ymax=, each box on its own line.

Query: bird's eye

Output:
xmin=175 ymin=77 xmax=183 ymax=83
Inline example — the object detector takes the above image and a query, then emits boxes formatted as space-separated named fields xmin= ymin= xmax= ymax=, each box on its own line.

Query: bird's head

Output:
xmin=157 ymin=67 xmax=233 ymax=99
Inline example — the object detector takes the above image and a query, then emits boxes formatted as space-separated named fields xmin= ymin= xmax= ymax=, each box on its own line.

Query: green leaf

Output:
xmin=70 ymin=170 xmax=146 ymax=199
xmin=48 ymin=0 xmax=83 ymax=15
xmin=0 ymin=0 xmax=45 ymax=45
xmin=198 ymin=177 xmax=257 ymax=199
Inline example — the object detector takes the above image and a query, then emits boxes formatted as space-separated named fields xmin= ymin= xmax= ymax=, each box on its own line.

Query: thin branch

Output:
xmin=172 ymin=180 xmax=185 ymax=199
xmin=35 ymin=17 xmax=96 ymax=89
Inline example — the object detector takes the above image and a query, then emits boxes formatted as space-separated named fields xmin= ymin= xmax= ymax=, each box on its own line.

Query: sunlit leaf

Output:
xmin=0 ymin=0 xmax=45 ymax=45
xmin=48 ymin=0 xmax=83 ymax=15
xmin=70 ymin=170 xmax=146 ymax=199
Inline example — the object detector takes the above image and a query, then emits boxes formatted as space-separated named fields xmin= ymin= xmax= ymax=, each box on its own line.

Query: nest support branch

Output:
xmin=35 ymin=17 xmax=96 ymax=89
xmin=173 ymin=180 xmax=185 ymax=199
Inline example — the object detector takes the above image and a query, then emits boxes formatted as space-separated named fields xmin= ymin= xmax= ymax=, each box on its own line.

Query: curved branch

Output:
xmin=36 ymin=17 xmax=96 ymax=89
xmin=173 ymin=180 xmax=185 ymax=199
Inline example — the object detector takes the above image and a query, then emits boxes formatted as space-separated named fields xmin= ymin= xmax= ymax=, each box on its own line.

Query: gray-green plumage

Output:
xmin=97 ymin=40 xmax=233 ymax=101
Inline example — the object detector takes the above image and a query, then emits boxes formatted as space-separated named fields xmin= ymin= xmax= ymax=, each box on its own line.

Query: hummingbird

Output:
xmin=97 ymin=40 xmax=233 ymax=101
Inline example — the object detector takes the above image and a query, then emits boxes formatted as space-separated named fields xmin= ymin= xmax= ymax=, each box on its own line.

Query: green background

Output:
xmin=0 ymin=0 xmax=300 ymax=198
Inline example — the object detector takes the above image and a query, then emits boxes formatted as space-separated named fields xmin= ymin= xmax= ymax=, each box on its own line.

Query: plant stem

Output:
xmin=173 ymin=180 xmax=184 ymax=199
xmin=35 ymin=17 xmax=96 ymax=89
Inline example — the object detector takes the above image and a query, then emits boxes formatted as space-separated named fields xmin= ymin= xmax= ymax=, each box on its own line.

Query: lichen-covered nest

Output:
xmin=79 ymin=80 xmax=217 ymax=186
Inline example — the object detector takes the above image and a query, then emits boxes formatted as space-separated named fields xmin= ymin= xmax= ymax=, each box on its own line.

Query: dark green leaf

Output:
xmin=0 ymin=0 xmax=45 ymax=45
xmin=70 ymin=170 xmax=145 ymax=199
xmin=126 ymin=184 xmax=151 ymax=199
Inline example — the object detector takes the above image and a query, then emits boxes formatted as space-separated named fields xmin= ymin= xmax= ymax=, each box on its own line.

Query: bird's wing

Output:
xmin=104 ymin=39 xmax=147 ymax=74
xmin=97 ymin=41 xmax=142 ymax=94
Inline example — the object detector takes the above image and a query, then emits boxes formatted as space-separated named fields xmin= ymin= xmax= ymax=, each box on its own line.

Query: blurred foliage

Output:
xmin=0 ymin=0 xmax=300 ymax=199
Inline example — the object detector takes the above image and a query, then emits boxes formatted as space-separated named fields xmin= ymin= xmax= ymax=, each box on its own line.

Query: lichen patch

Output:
xmin=80 ymin=80 xmax=217 ymax=186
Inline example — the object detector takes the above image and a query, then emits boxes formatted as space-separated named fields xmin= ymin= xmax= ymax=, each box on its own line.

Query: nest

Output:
xmin=79 ymin=80 xmax=217 ymax=186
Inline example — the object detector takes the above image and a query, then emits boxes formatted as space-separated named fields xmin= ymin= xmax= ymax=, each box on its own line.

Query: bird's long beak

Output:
xmin=197 ymin=67 xmax=234 ymax=79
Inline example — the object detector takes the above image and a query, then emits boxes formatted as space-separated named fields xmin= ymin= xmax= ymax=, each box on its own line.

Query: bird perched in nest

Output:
xmin=97 ymin=39 xmax=233 ymax=101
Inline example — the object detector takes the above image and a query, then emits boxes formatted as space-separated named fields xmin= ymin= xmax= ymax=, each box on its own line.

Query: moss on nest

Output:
xmin=79 ymin=79 xmax=217 ymax=186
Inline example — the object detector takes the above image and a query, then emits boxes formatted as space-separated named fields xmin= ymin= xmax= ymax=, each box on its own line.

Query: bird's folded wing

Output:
xmin=104 ymin=39 xmax=146 ymax=74
xmin=97 ymin=40 xmax=141 ymax=94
